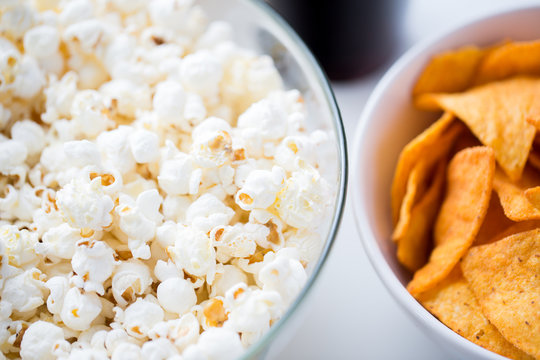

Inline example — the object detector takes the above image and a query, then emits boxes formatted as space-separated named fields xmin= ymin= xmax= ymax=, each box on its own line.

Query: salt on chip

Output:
xmin=396 ymin=160 xmax=446 ymax=272
xmin=391 ymin=113 xmax=459 ymax=225
xmin=415 ymin=77 xmax=540 ymax=181
xmin=407 ymin=146 xmax=495 ymax=296
xmin=474 ymin=192 xmax=514 ymax=246
xmin=475 ymin=40 xmax=540 ymax=85
xmin=418 ymin=267 xmax=534 ymax=360
xmin=412 ymin=45 xmax=485 ymax=97
xmin=493 ymin=166 xmax=540 ymax=221
xmin=461 ymin=229 xmax=540 ymax=359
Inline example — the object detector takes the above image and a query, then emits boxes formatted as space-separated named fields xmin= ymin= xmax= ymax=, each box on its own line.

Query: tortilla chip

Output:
xmin=413 ymin=45 xmax=485 ymax=96
xmin=391 ymin=113 xmax=459 ymax=224
xmin=393 ymin=160 xmax=430 ymax=241
xmin=474 ymin=192 xmax=515 ymax=246
xmin=461 ymin=229 xmax=540 ymax=358
xmin=416 ymin=77 xmax=540 ymax=181
xmin=493 ymin=166 xmax=540 ymax=221
xmin=487 ymin=220 xmax=540 ymax=245
xmin=396 ymin=160 xmax=446 ymax=272
xmin=407 ymin=147 xmax=495 ymax=296
xmin=475 ymin=40 xmax=540 ymax=85
xmin=418 ymin=267 xmax=534 ymax=360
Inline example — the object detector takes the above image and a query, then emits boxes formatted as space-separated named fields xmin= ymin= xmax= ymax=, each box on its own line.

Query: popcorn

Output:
xmin=157 ymin=277 xmax=196 ymax=315
xmin=11 ymin=120 xmax=46 ymax=157
xmin=0 ymin=1 xmax=334 ymax=358
xmin=71 ymin=240 xmax=116 ymax=295
xmin=117 ymin=297 xmax=164 ymax=338
xmin=20 ymin=321 xmax=70 ymax=360
xmin=60 ymin=287 xmax=102 ymax=331
xmin=23 ymin=25 xmax=60 ymax=58
xmin=56 ymin=176 xmax=114 ymax=231
xmin=111 ymin=259 xmax=152 ymax=307
xmin=235 ymin=166 xmax=285 ymax=211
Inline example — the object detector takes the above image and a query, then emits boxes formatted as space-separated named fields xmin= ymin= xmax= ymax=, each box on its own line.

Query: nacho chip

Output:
xmin=416 ymin=77 xmax=540 ymax=181
xmin=393 ymin=159 xmax=430 ymax=241
xmin=391 ymin=113 xmax=459 ymax=224
xmin=461 ymin=230 xmax=540 ymax=358
xmin=396 ymin=160 xmax=446 ymax=272
xmin=474 ymin=192 xmax=514 ymax=246
xmin=493 ymin=166 xmax=540 ymax=221
xmin=525 ymin=186 xmax=540 ymax=210
xmin=475 ymin=40 xmax=540 ymax=85
xmin=407 ymin=147 xmax=495 ymax=296
xmin=418 ymin=267 xmax=534 ymax=360
xmin=413 ymin=45 xmax=485 ymax=96
xmin=487 ymin=220 xmax=540 ymax=245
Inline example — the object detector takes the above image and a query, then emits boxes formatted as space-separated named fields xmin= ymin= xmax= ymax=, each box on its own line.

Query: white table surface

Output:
xmin=277 ymin=0 xmax=538 ymax=359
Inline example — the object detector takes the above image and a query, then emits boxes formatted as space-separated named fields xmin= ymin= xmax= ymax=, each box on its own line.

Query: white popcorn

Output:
xmin=118 ymin=297 xmax=164 ymax=338
xmin=128 ymin=129 xmax=160 ymax=164
xmin=0 ymin=4 xmax=34 ymax=39
xmin=153 ymin=80 xmax=186 ymax=127
xmin=71 ymin=240 xmax=116 ymax=295
xmin=285 ymin=228 xmax=322 ymax=266
xmin=158 ymin=151 xmax=201 ymax=196
xmin=258 ymin=249 xmax=307 ymax=306
xmin=42 ymin=72 xmax=78 ymax=124
xmin=20 ymin=321 xmax=70 ymax=360
xmin=60 ymin=287 xmax=102 ymax=331
xmin=11 ymin=55 xmax=46 ymax=99
xmin=0 ymin=140 xmax=27 ymax=174
xmin=2 ymin=268 xmax=45 ymax=314
xmin=63 ymin=19 xmax=107 ymax=54
xmin=157 ymin=277 xmax=196 ymax=315
xmin=185 ymin=327 xmax=244 ymax=360
xmin=0 ymin=225 xmax=38 ymax=267
xmin=180 ymin=50 xmax=222 ymax=99
xmin=195 ymin=21 xmax=232 ymax=50
xmin=162 ymin=195 xmax=191 ymax=222
xmin=45 ymin=276 xmax=69 ymax=315
xmin=36 ymin=223 xmax=80 ymax=260
xmin=11 ymin=120 xmax=46 ymax=157
xmin=185 ymin=193 xmax=234 ymax=233
xmin=100 ymin=79 xmax=152 ymax=118
xmin=274 ymin=135 xmax=316 ymax=172
xmin=166 ymin=224 xmax=216 ymax=279
xmin=63 ymin=140 xmax=102 ymax=168
xmin=0 ymin=184 xmax=41 ymax=222
xmin=210 ymin=265 xmax=247 ymax=298
xmin=274 ymin=167 xmax=330 ymax=228
xmin=237 ymin=98 xmax=288 ymax=141
xmin=111 ymin=342 xmax=141 ymax=360
xmin=210 ymin=223 xmax=266 ymax=262
xmin=59 ymin=0 xmax=94 ymax=26
xmin=235 ymin=166 xmax=285 ymax=211
xmin=56 ymin=176 xmax=114 ymax=231
xmin=149 ymin=313 xmax=199 ymax=351
xmin=111 ymin=259 xmax=152 ymax=307
xmin=71 ymin=90 xmax=111 ymax=138
xmin=141 ymin=338 xmax=181 ymax=360
xmin=96 ymin=126 xmax=136 ymax=175
xmin=23 ymin=25 xmax=60 ymax=58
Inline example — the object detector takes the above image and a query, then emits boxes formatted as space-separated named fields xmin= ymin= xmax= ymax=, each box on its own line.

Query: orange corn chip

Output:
xmin=396 ymin=160 xmax=446 ymax=272
xmin=416 ymin=77 xmax=540 ymax=181
xmin=475 ymin=40 xmax=540 ymax=85
xmin=461 ymin=230 xmax=540 ymax=358
xmin=407 ymin=147 xmax=495 ymax=296
xmin=525 ymin=186 xmax=540 ymax=210
xmin=418 ymin=267 xmax=534 ymax=360
xmin=493 ymin=166 xmax=540 ymax=221
xmin=393 ymin=159 xmax=430 ymax=241
xmin=474 ymin=192 xmax=514 ymax=246
xmin=391 ymin=113 xmax=459 ymax=224
xmin=413 ymin=45 xmax=485 ymax=97
xmin=486 ymin=220 xmax=540 ymax=245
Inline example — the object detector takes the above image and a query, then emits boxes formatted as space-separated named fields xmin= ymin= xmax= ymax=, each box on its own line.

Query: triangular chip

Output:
xmin=393 ymin=159 xmax=430 ymax=241
xmin=486 ymin=220 xmax=540 ymax=246
xmin=474 ymin=192 xmax=514 ymax=246
xmin=396 ymin=160 xmax=446 ymax=272
xmin=475 ymin=40 xmax=540 ymax=85
xmin=416 ymin=77 xmax=540 ymax=181
xmin=493 ymin=166 xmax=540 ymax=221
xmin=418 ymin=267 xmax=534 ymax=360
xmin=413 ymin=45 xmax=485 ymax=96
xmin=391 ymin=113 xmax=459 ymax=224
xmin=525 ymin=186 xmax=540 ymax=210
xmin=461 ymin=229 xmax=540 ymax=358
xmin=407 ymin=147 xmax=495 ymax=296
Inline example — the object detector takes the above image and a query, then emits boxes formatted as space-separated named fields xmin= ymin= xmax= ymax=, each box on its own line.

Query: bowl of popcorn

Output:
xmin=353 ymin=5 xmax=540 ymax=360
xmin=0 ymin=0 xmax=347 ymax=359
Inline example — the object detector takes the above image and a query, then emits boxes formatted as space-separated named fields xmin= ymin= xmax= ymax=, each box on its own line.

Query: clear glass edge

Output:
xmin=236 ymin=0 xmax=349 ymax=359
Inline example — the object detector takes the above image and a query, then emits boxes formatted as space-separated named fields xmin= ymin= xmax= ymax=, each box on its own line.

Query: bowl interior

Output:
xmin=353 ymin=5 xmax=540 ymax=359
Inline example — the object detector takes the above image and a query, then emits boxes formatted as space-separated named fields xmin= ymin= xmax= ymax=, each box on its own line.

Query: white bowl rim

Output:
xmin=351 ymin=4 xmax=540 ymax=359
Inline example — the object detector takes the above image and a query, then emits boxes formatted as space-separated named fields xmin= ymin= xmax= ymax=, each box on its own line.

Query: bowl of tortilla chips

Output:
xmin=352 ymin=6 xmax=540 ymax=360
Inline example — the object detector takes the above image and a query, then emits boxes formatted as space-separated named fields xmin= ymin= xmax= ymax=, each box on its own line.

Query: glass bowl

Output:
xmin=198 ymin=0 xmax=347 ymax=358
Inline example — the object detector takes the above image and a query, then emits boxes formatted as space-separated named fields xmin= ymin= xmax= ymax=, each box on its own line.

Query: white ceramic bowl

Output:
xmin=352 ymin=5 xmax=540 ymax=360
